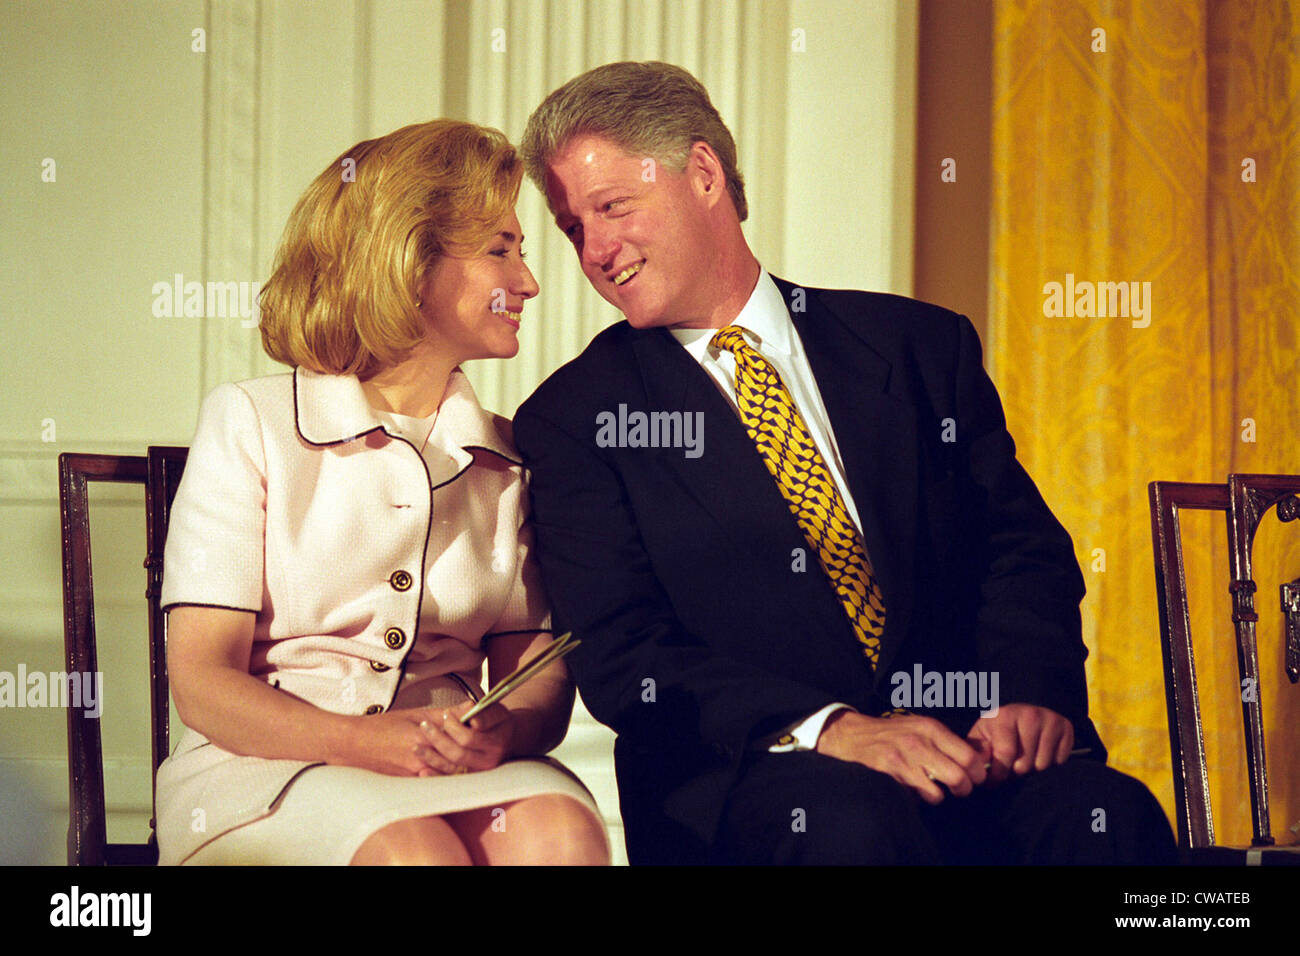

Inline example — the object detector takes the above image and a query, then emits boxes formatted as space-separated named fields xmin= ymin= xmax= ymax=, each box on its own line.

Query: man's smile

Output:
xmin=612 ymin=260 xmax=644 ymax=285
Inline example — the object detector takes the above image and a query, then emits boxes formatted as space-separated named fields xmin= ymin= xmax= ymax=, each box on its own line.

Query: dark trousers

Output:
xmin=712 ymin=750 xmax=1179 ymax=864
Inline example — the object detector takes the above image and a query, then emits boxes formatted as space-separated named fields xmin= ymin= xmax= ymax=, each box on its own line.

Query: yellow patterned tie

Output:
xmin=711 ymin=325 xmax=886 ymax=668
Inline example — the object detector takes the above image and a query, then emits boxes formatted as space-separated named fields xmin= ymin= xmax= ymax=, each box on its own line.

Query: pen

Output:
xmin=981 ymin=746 xmax=1091 ymax=771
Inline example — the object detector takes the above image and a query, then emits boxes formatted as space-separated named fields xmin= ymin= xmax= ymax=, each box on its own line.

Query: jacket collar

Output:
xmin=293 ymin=366 xmax=520 ymax=465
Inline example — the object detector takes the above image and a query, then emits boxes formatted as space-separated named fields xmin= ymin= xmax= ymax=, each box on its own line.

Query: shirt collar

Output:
xmin=668 ymin=267 xmax=793 ymax=360
xmin=293 ymin=366 xmax=520 ymax=465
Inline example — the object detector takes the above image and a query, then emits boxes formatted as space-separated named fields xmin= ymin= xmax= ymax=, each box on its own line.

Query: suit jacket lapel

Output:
xmin=630 ymin=327 xmax=812 ymax=542
xmin=776 ymin=278 xmax=918 ymax=680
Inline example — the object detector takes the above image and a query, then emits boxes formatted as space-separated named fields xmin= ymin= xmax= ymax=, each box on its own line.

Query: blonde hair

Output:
xmin=259 ymin=120 xmax=522 ymax=375
xmin=521 ymin=61 xmax=747 ymax=221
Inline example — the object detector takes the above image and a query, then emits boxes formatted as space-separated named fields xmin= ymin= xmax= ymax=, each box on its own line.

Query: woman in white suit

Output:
xmin=155 ymin=120 xmax=609 ymax=865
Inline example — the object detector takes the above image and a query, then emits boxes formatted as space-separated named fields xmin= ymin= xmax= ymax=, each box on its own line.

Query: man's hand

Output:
xmin=965 ymin=703 xmax=1074 ymax=784
xmin=815 ymin=710 xmax=988 ymax=805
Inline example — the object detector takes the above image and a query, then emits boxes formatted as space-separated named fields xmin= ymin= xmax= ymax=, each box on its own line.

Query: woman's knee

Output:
xmin=350 ymin=816 xmax=472 ymax=866
xmin=486 ymin=795 xmax=610 ymax=865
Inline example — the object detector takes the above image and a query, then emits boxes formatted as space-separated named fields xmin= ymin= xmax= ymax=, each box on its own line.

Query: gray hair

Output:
xmin=521 ymin=61 xmax=748 ymax=222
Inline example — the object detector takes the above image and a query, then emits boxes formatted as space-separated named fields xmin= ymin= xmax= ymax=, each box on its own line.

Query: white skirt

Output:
xmin=158 ymin=674 xmax=600 ymax=865
xmin=182 ymin=757 xmax=598 ymax=865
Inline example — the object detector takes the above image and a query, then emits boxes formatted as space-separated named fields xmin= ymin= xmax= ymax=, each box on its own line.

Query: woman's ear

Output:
xmin=414 ymin=265 xmax=436 ymax=312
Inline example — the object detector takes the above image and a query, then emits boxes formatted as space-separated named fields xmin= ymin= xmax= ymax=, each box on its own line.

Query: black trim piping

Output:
xmin=462 ymin=443 xmax=524 ymax=468
xmin=292 ymin=366 xmax=387 ymax=448
xmin=162 ymin=601 xmax=261 ymax=614
xmin=483 ymin=628 xmax=554 ymax=639
xmin=448 ymin=672 xmax=481 ymax=703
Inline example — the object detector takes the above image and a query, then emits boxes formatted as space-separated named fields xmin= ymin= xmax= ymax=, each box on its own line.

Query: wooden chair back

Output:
xmin=1148 ymin=480 xmax=1228 ymax=850
xmin=1224 ymin=475 xmax=1300 ymax=848
xmin=58 ymin=446 xmax=188 ymax=865
xmin=1149 ymin=474 xmax=1300 ymax=863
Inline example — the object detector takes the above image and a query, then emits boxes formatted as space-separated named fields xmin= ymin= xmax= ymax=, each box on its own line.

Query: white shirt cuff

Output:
xmin=763 ymin=703 xmax=855 ymax=753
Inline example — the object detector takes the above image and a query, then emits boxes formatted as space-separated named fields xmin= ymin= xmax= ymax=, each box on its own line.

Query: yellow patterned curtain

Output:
xmin=989 ymin=0 xmax=1299 ymax=845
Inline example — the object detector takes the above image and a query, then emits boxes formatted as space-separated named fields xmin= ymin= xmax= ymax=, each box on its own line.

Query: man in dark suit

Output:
xmin=515 ymin=61 xmax=1176 ymax=864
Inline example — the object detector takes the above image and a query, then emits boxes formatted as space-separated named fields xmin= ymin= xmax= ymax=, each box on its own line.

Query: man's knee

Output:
xmin=776 ymin=781 xmax=939 ymax=864
xmin=716 ymin=753 xmax=942 ymax=864
xmin=1000 ymin=759 xmax=1178 ymax=864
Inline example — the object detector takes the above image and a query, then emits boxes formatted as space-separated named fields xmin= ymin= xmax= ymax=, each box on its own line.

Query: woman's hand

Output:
xmin=332 ymin=704 xmax=511 ymax=777
xmin=331 ymin=709 xmax=448 ymax=777
xmin=414 ymin=703 xmax=516 ymax=774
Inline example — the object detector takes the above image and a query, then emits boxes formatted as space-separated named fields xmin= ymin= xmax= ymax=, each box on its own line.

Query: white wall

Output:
xmin=784 ymin=0 xmax=917 ymax=292
xmin=0 ymin=0 xmax=917 ymax=865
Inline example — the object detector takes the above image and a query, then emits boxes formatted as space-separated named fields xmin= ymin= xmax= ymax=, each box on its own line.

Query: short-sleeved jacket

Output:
xmin=155 ymin=366 xmax=550 ymax=858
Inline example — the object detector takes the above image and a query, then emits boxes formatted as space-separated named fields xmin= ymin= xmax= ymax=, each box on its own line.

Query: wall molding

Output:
xmin=201 ymin=0 xmax=263 ymax=398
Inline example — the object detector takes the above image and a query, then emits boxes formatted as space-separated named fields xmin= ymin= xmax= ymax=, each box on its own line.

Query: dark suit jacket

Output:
xmin=514 ymin=278 xmax=1105 ymax=864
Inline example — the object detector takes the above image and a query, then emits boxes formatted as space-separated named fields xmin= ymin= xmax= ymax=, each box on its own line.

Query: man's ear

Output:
xmin=685 ymin=140 xmax=727 ymax=210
